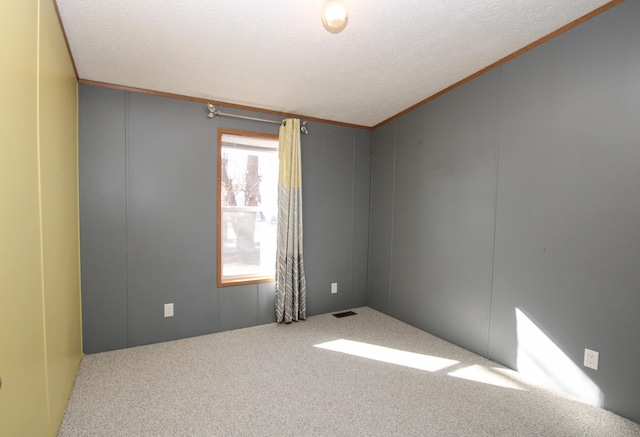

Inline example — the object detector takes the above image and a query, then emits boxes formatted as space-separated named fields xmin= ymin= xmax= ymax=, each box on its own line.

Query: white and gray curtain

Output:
xmin=275 ymin=118 xmax=306 ymax=323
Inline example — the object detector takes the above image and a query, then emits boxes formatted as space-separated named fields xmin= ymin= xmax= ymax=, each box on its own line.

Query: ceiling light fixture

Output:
xmin=321 ymin=0 xmax=349 ymax=34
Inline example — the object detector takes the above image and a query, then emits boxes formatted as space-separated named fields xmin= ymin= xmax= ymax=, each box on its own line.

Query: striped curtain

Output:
xmin=275 ymin=118 xmax=306 ymax=323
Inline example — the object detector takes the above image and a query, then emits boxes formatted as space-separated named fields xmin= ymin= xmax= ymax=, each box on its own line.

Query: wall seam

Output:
xmin=75 ymin=86 xmax=83 ymax=354
xmin=365 ymin=131 xmax=373 ymax=308
xmin=366 ymin=133 xmax=374 ymax=308
xmin=124 ymin=92 xmax=130 ymax=347
xmin=349 ymin=130 xmax=356 ymax=309
xmin=388 ymin=121 xmax=397 ymax=315
xmin=35 ymin=1 xmax=53 ymax=433
xmin=486 ymin=65 xmax=502 ymax=359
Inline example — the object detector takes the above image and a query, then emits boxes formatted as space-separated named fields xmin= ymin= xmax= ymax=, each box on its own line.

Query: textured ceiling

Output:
xmin=56 ymin=0 xmax=613 ymax=127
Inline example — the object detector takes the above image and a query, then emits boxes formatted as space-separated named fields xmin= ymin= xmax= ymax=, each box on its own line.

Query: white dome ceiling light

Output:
xmin=321 ymin=0 xmax=349 ymax=34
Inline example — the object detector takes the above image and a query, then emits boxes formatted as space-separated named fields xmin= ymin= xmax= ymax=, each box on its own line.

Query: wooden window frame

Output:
xmin=217 ymin=128 xmax=279 ymax=287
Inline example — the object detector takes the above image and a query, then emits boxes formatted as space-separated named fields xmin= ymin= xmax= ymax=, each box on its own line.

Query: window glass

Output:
xmin=218 ymin=130 xmax=278 ymax=286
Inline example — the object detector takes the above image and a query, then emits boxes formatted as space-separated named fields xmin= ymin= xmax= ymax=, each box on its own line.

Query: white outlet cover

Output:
xmin=164 ymin=303 xmax=174 ymax=317
xmin=331 ymin=283 xmax=338 ymax=294
xmin=584 ymin=348 xmax=599 ymax=370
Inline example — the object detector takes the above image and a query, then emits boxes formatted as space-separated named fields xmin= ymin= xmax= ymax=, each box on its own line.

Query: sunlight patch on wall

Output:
xmin=448 ymin=365 xmax=527 ymax=391
xmin=314 ymin=339 xmax=459 ymax=372
xmin=515 ymin=308 xmax=603 ymax=406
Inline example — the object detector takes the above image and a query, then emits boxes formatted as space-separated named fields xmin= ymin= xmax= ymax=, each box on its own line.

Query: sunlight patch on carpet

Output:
xmin=314 ymin=339 xmax=459 ymax=372
xmin=448 ymin=364 xmax=527 ymax=391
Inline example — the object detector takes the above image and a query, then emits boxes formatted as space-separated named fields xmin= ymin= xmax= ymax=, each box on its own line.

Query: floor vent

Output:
xmin=332 ymin=310 xmax=357 ymax=318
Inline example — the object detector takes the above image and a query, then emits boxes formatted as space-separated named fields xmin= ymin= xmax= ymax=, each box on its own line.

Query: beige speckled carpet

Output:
xmin=59 ymin=307 xmax=640 ymax=436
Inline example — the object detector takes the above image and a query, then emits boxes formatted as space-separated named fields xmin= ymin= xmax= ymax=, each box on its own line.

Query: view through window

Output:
xmin=217 ymin=129 xmax=278 ymax=286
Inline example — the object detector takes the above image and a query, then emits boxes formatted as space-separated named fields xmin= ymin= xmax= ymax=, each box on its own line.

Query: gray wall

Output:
xmin=79 ymin=85 xmax=371 ymax=354
xmin=369 ymin=1 xmax=640 ymax=424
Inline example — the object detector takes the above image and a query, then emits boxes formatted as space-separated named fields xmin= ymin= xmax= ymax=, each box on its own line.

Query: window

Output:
xmin=217 ymin=129 xmax=278 ymax=286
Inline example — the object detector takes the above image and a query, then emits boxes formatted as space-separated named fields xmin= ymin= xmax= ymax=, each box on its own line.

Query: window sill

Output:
xmin=218 ymin=276 xmax=275 ymax=288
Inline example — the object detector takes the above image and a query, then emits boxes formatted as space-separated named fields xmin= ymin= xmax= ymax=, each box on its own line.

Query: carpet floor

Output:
xmin=59 ymin=307 xmax=640 ymax=436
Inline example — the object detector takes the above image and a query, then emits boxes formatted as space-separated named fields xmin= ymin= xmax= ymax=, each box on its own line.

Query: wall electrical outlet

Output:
xmin=331 ymin=282 xmax=338 ymax=294
xmin=164 ymin=303 xmax=174 ymax=318
xmin=584 ymin=348 xmax=599 ymax=370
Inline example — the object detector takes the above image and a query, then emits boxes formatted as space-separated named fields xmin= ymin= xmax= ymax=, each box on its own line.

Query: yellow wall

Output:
xmin=0 ymin=1 xmax=50 ymax=434
xmin=0 ymin=1 xmax=82 ymax=435
xmin=39 ymin=0 xmax=83 ymax=432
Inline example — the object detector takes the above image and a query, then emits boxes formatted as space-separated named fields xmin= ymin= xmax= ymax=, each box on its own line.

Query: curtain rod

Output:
xmin=206 ymin=104 xmax=309 ymax=134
